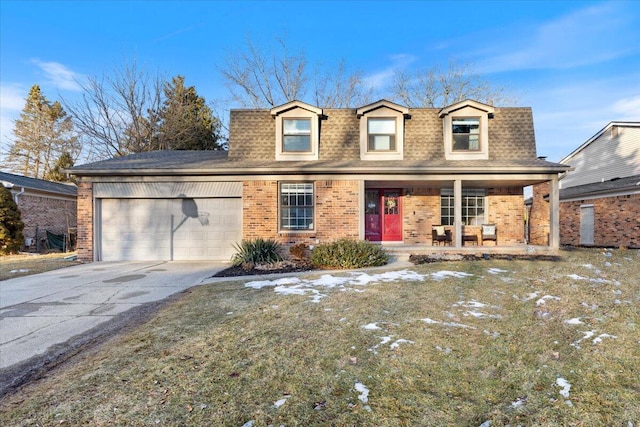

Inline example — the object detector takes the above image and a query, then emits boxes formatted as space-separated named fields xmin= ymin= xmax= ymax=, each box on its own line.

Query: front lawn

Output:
xmin=0 ymin=252 xmax=79 ymax=281
xmin=0 ymin=248 xmax=638 ymax=426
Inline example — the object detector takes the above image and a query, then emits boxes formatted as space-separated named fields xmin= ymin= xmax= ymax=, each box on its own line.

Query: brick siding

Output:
xmin=76 ymin=180 xmax=94 ymax=261
xmin=17 ymin=194 xmax=76 ymax=248
xmin=559 ymin=194 xmax=640 ymax=248
xmin=486 ymin=187 xmax=525 ymax=245
xmin=242 ymin=180 xmax=360 ymax=252
xmin=529 ymin=182 xmax=550 ymax=245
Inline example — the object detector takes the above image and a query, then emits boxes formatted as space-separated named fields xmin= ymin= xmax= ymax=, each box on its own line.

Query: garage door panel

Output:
xmin=100 ymin=198 xmax=241 ymax=261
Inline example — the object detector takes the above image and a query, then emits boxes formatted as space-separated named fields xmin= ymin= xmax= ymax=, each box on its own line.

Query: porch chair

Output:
xmin=481 ymin=224 xmax=497 ymax=245
xmin=432 ymin=225 xmax=452 ymax=246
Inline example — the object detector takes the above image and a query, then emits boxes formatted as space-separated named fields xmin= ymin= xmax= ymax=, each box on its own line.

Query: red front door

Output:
xmin=365 ymin=189 xmax=402 ymax=242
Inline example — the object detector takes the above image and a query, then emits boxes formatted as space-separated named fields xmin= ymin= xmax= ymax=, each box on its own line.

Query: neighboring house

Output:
xmin=0 ymin=171 xmax=78 ymax=250
xmin=529 ymin=122 xmax=640 ymax=248
xmin=68 ymin=99 xmax=569 ymax=262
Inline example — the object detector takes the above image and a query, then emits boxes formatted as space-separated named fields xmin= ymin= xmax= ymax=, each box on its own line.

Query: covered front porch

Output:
xmin=361 ymin=174 xmax=560 ymax=251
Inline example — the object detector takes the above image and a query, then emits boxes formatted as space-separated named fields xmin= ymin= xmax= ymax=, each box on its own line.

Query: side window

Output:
xmin=357 ymin=102 xmax=408 ymax=160
xmin=283 ymin=119 xmax=311 ymax=152
xmin=280 ymin=182 xmax=314 ymax=231
xmin=440 ymin=189 xmax=486 ymax=225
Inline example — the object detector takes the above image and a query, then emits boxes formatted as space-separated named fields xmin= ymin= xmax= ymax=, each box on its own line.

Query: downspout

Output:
xmin=13 ymin=187 xmax=25 ymax=204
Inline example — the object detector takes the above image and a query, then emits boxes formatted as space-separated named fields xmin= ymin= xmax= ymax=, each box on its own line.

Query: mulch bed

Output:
xmin=409 ymin=253 xmax=562 ymax=264
xmin=213 ymin=261 xmax=314 ymax=277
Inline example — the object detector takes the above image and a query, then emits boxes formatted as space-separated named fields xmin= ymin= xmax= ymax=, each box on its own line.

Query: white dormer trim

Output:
xmin=271 ymin=101 xmax=323 ymax=161
xmin=440 ymin=100 xmax=494 ymax=161
xmin=357 ymin=100 xmax=409 ymax=161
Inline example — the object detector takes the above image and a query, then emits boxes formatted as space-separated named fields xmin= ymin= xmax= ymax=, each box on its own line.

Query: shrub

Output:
xmin=289 ymin=243 xmax=309 ymax=260
xmin=231 ymin=238 xmax=283 ymax=267
xmin=310 ymin=239 xmax=388 ymax=269
xmin=0 ymin=186 xmax=25 ymax=255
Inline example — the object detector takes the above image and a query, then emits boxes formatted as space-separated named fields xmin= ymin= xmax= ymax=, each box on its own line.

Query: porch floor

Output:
xmin=378 ymin=243 xmax=559 ymax=262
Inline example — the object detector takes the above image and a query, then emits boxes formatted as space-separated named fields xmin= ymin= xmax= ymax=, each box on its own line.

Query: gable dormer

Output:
xmin=357 ymin=100 xmax=409 ymax=161
xmin=271 ymin=100 xmax=323 ymax=161
xmin=439 ymin=99 xmax=495 ymax=160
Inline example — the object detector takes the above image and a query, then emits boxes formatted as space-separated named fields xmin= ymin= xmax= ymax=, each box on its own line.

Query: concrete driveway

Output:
xmin=0 ymin=261 xmax=227 ymax=394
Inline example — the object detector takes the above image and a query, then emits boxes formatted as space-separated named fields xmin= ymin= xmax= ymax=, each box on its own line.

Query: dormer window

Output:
xmin=452 ymin=117 xmax=480 ymax=151
xmin=283 ymin=118 xmax=311 ymax=152
xmin=271 ymin=101 xmax=322 ymax=161
xmin=357 ymin=100 xmax=409 ymax=161
xmin=440 ymin=100 xmax=494 ymax=160
xmin=368 ymin=118 xmax=396 ymax=151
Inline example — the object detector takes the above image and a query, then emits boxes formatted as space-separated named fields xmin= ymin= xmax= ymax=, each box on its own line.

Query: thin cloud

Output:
xmin=363 ymin=54 xmax=417 ymax=90
xmin=474 ymin=3 xmax=639 ymax=73
xmin=0 ymin=84 xmax=26 ymax=147
xmin=32 ymin=60 xmax=83 ymax=91
xmin=611 ymin=96 xmax=640 ymax=120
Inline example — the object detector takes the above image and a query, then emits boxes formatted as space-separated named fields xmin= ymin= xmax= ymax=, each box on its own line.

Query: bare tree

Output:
xmin=391 ymin=60 xmax=515 ymax=108
xmin=220 ymin=36 xmax=370 ymax=108
xmin=63 ymin=60 xmax=164 ymax=159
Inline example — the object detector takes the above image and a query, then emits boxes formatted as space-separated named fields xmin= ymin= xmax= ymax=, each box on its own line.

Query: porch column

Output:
xmin=549 ymin=176 xmax=560 ymax=249
xmin=454 ymin=179 xmax=462 ymax=248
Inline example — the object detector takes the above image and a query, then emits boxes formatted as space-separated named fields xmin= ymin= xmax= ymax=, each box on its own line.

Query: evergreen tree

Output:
xmin=155 ymin=76 xmax=222 ymax=150
xmin=44 ymin=151 xmax=76 ymax=183
xmin=0 ymin=185 xmax=25 ymax=255
xmin=7 ymin=85 xmax=80 ymax=179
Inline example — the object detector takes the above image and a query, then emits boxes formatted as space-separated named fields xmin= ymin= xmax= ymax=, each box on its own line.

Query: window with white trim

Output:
xmin=283 ymin=118 xmax=312 ymax=152
xmin=452 ymin=117 xmax=480 ymax=151
xmin=367 ymin=117 xmax=396 ymax=151
xmin=440 ymin=189 xmax=486 ymax=225
xmin=280 ymin=182 xmax=314 ymax=231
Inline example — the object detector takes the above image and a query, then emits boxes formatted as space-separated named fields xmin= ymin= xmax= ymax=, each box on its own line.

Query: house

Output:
xmin=68 ymin=99 xmax=569 ymax=262
xmin=0 ymin=171 xmax=78 ymax=250
xmin=530 ymin=122 xmax=640 ymax=248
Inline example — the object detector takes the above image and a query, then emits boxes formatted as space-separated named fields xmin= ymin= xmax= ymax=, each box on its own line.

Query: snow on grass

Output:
xmin=430 ymin=270 xmax=473 ymax=280
xmin=361 ymin=322 xmax=382 ymax=330
xmin=454 ymin=300 xmax=488 ymax=308
xmin=564 ymin=318 xmax=584 ymax=325
xmin=567 ymin=274 xmax=588 ymax=280
xmin=556 ymin=377 xmax=572 ymax=402
xmin=535 ymin=295 xmax=561 ymax=306
xmin=571 ymin=330 xmax=597 ymax=348
xmin=592 ymin=333 xmax=617 ymax=344
xmin=245 ymin=269 xmax=472 ymax=302
xmin=463 ymin=310 xmax=502 ymax=319
xmin=354 ymin=382 xmax=372 ymax=411
xmin=273 ymin=397 xmax=288 ymax=408
xmin=389 ymin=338 xmax=414 ymax=350
xmin=487 ymin=268 xmax=508 ymax=274
xmin=422 ymin=317 xmax=476 ymax=329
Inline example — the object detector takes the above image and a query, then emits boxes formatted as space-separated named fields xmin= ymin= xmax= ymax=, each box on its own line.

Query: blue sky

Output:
xmin=1 ymin=0 xmax=639 ymax=162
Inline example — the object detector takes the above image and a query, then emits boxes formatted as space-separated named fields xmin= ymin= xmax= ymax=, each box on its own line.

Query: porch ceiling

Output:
xmin=366 ymin=178 xmax=547 ymax=188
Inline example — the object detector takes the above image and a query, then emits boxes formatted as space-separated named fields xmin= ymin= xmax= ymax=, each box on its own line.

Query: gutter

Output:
xmin=13 ymin=187 xmax=25 ymax=203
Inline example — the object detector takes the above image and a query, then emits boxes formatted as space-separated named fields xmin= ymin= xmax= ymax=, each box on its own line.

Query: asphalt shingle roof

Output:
xmin=560 ymin=174 xmax=640 ymax=199
xmin=0 ymin=171 xmax=77 ymax=196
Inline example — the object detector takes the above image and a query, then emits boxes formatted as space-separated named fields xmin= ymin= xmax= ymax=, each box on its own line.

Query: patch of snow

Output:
xmin=390 ymin=339 xmax=414 ymax=350
xmin=273 ymin=398 xmax=288 ymax=408
xmin=592 ymin=333 xmax=617 ymax=344
xmin=354 ymin=382 xmax=372 ymax=411
xmin=536 ymin=295 xmax=561 ymax=306
xmin=368 ymin=336 xmax=393 ymax=354
xmin=581 ymin=302 xmax=598 ymax=310
xmin=362 ymin=322 xmax=382 ymax=330
xmin=226 ymin=312 xmax=233 ymax=315
xmin=582 ymin=264 xmax=594 ymax=269
xmin=431 ymin=270 xmax=473 ymax=280
xmin=567 ymin=274 xmax=587 ymax=280
xmin=435 ymin=346 xmax=452 ymax=353
xmin=242 ymin=421 xmax=255 ymax=427
xmin=604 ymin=261 xmax=612 ymax=267
xmin=454 ymin=300 xmax=488 ymax=308
xmin=613 ymin=289 xmax=622 ymax=295
xmin=571 ymin=330 xmax=597 ymax=348
xmin=556 ymin=377 xmax=571 ymax=398
xmin=9 ymin=269 xmax=29 ymax=273
xmin=245 ymin=277 xmax=301 ymax=289
xmin=483 ymin=330 xmax=500 ymax=338
xmin=487 ymin=268 xmax=508 ymax=274
xmin=511 ymin=396 xmax=527 ymax=408
xmin=339 ymin=317 xmax=347 ymax=322
xmin=564 ymin=318 xmax=583 ymax=325
xmin=463 ymin=310 xmax=502 ymax=319
xmin=478 ymin=421 xmax=492 ymax=427
xmin=421 ymin=318 xmax=476 ymax=329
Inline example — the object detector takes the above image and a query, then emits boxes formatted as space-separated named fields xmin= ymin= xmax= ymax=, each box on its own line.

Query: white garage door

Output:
xmin=99 ymin=198 xmax=241 ymax=261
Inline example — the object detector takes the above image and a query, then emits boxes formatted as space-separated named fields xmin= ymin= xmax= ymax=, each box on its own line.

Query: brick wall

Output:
xmin=76 ymin=180 xmax=94 ymax=261
xmin=559 ymin=194 xmax=640 ymax=248
xmin=17 ymin=194 xmax=76 ymax=242
xmin=529 ymin=182 xmax=550 ymax=245
xmin=486 ymin=187 xmax=525 ymax=244
xmin=403 ymin=188 xmax=440 ymax=244
xmin=242 ymin=180 xmax=360 ymax=252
